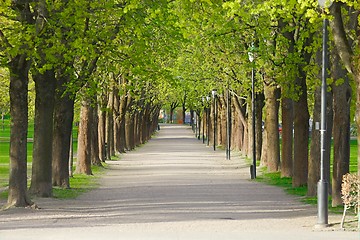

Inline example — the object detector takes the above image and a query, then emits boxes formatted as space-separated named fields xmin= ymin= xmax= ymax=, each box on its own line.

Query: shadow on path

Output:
xmin=0 ymin=124 xmax=357 ymax=240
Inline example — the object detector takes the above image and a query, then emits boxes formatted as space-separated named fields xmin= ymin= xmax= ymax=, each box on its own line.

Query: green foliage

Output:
xmin=0 ymin=68 xmax=9 ymax=116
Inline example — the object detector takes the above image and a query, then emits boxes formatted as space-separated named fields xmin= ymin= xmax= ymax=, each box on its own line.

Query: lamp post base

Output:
xmin=317 ymin=180 xmax=329 ymax=227
xmin=314 ymin=223 xmax=329 ymax=229
xmin=250 ymin=165 xmax=256 ymax=179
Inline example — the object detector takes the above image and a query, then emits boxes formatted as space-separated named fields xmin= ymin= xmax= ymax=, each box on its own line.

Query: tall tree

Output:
xmin=1 ymin=0 xmax=34 ymax=207
xmin=330 ymin=1 xmax=359 ymax=175
xmin=331 ymin=52 xmax=351 ymax=206
xmin=29 ymin=69 xmax=56 ymax=197
xmin=75 ymin=99 xmax=94 ymax=175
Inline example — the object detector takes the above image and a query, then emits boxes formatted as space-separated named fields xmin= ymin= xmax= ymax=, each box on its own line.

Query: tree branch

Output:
xmin=330 ymin=2 xmax=354 ymax=74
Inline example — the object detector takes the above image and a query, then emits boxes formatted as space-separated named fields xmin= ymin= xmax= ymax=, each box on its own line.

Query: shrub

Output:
xmin=341 ymin=173 xmax=359 ymax=229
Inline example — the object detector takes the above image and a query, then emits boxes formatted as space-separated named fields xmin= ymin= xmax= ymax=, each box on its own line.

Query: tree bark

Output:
xmin=141 ymin=104 xmax=151 ymax=143
xmin=75 ymin=99 xmax=93 ymax=175
xmin=91 ymin=103 xmax=102 ymax=166
xmin=98 ymin=88 xmax=108 ymax=161
xmin=307 ymin=86 xmax=333 ymax=196
xmin=255 ymin=93 xmax=264 ymax=162
xmin=29 ymin=69 xmax=56 ymax=197
xmin=69 ymin=131 xmax=74 ymax=177
xmin=182 ymin=93 xmax=187 ymax=124
xmin=281 ymin=97 xmax=293 ymax=177
xmin=7 ymin=55 xmax=33 ymax=207
xmin=106 ymin=89 xmax=114 ymax=159
xmin=112 ymin=88 xmax=120 ymax=155
xmin=169 ymin=101 xmax=178 ymax=123
xmin=190 ymin=110 xmax=195 ymax=131
xmin=232 ymin=95 xmax=248 ymax=154
xmin=263 ymin=82 xmax=280 ymax=172
xmin=125 ymin=111 xmax=135 ymax=150
xmin=218 ymin=97 xmax=226 ymax=146
xmin=330 ymin=1 xmax=359 ymax=179
xmin=308 ymin=87 xmax=321 ymax=196
xmin=98 ymin=106 xmax=106 ymax=161
xmin=133 ymin=111 xmax=140 ymax=146
xmin=124 ymin=95 xmax=134 ymax=151
xmin=52 ymin=74 xmax=75 ymax=188
xmin=331 ymin=53 xmax=351 ymax=207
xmin=292 ymin=74 xmax=310 ymax=187
xmin=118 ymin=95 xmax=127 ymax=152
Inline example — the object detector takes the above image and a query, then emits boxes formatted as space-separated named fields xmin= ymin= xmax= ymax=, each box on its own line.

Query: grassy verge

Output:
xmin=0 ymin=118 xmax=102 ymax=201
xmin=0 ymin=164 xmax=107 ymax=200
xmin=53 ymin=164 xmax=106 ymax=199
xmin=255 ymin=138 xmax=357 ymax=213
xmin=256 ymin=169 xmax=356 ymax=215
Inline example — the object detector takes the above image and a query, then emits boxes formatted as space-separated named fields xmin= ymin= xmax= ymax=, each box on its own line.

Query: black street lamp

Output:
xmin=197 ymin=111 xmax=201 ymax=140
xmin=248 ymin=48 xmax=256 ymax=179
xmin=226 ymin=85 xmax=231 ymax=160
xmin=206 ymin=96 xmax=211 ymax=146
xmin=202 ymin=97 xmax=205 ymax=144
xmin=212 ymin=89 xmax=217 ymax=151
xmin=316 ymin=0 xmax=333 ymax=228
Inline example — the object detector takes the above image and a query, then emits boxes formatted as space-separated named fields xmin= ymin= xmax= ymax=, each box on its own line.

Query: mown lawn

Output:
xmin=256 ymin=139 xmax=358 ymax=214
xmin=0 ymin=119 xmax=92 ymax=200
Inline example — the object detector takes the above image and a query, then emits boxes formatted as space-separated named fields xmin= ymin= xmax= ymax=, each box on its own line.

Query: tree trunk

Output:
xmin=133 ymin=111 xmax=140 ymax=146
xmin=292 ymin=74 xmax=310 ymax=187
xmin=232 ymin=95 xmax=248 ymax=154
xmin=169 ymin=101 xmax=178 ymax=123
xmin=98 ymin=106 xmax=106 ymax=161
xmin=75 ymin=99 xmax=93 ymax=175
xmin=190 ymin=110 xmax=194 ymax=130
xmin=329 ymin=2 xmax=359 ymax=179
xmin=263 ymin=82 xmax=280 ymax=172
xmin=125 ymin=111 xmax=135 ymax=151
xmin=29 ymin=69 xmax=56 ymax=197
xmin=91 ymin=104 xmax=102 ymax=166
xmin=308 ymin=87 xmax=321 ymax=196
xmin=7 ymin=55 xmax=33 ymax=207
xmin=281 ymin=97 xmax=293 ymax=177
xmin=69 ymin=131 xmax=74 ymax=177
xmin=141 ymin=105 xmax=151 ymax=143
xmin=106 ymin=89 xmax=114 ymax=160
xmin=215 ymin=98 xmax=223 ymax=146
xmin=331 ymin=53 xmax=351 ymax=207
xmin=112 ymin=88 xmax=120 ymax=155
xmin=52 ymin=74 xmax=75 ymax=188
xmin=118 ymin=95 xmax=127 ymax=152
xmin=182 ymin=98 xmax=186 ymax=124
xmin=255 ymin=93 xmax=264 ymax=162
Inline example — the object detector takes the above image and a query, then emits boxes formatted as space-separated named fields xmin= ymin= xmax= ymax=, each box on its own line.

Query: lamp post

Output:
xmin=212 ymin=89 xmax=217 ymax=151
xmin=197 ymin=111 xmax=201 ymax=140
xmin=206 ymin=96 xmax=211 ymax=146
xmin=226 ymin=83 xmax=231 ymax=160
xmin=317 ymin=0 xmax=333 ymax=228
xmin=248 ymin=48 xmax=256 ymax=179
xmin=202 ymin=97 xmax=205 ymax=144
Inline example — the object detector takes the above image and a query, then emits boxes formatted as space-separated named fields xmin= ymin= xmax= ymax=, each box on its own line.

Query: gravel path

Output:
xmin=0 ymin=124 xmax=358 ymax=239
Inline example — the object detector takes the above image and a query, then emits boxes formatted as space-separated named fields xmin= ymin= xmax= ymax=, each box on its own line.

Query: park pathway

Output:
xmin=0 ymin=124 xmax=358 ymax=239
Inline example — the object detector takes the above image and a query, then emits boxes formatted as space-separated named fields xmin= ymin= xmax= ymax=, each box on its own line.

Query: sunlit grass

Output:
xmin=53 ymin=165 xmax=106 ymax=199
xmin=0 ymin=118 xmax=96 ymax=201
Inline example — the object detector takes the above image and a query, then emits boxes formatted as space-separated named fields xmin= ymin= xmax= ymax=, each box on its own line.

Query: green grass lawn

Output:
xmin=349 ymin=139 xmax=357 ymax=173
xmin=256 ymin=139 xmax=358 ymax=214
xmin=0 ymin=119 xmax=92 ymax=200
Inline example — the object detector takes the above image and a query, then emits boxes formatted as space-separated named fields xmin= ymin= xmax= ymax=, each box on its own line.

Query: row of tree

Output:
xmin=0 ymin=0 xmax=176 ymax=208
xmin=164 ymin=0 xmax=359 ymax=207
xmin=0 ymin=0 xmax=359 ymax=209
